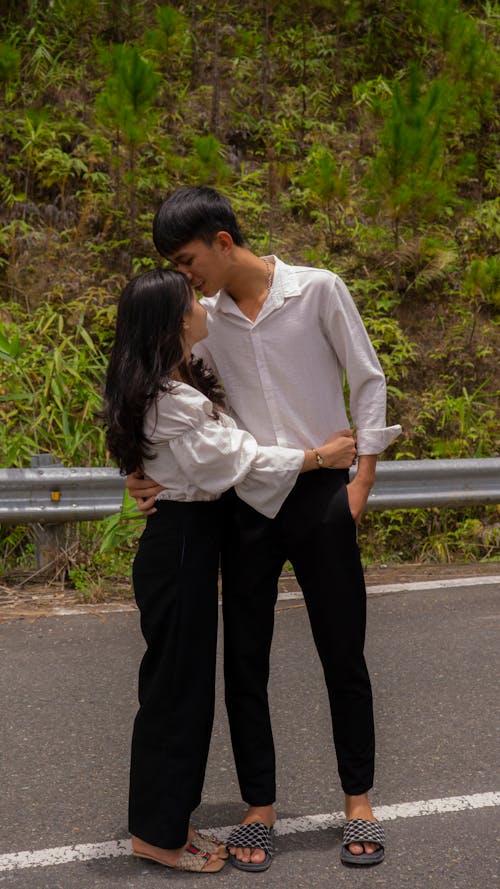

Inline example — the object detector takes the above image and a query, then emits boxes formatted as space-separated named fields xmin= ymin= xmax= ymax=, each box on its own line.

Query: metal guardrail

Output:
xmin=0 ymin=466 xmax=125 ymax=525
xmin=363 ymin=457 xmax=500 ymax=511
xmin=0 ymin=458 xmax=499 ymax=526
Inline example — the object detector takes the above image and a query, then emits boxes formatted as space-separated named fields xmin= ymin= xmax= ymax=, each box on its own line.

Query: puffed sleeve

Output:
xmin=148 ymin=384 xmax=304 ymax=518
xmin=234 ymin=446 xmax=304 ymax=517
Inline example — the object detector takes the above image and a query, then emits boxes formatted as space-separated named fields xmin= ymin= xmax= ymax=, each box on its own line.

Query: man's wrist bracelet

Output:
xmin=312 ymin=448 xmax=324 ymax=467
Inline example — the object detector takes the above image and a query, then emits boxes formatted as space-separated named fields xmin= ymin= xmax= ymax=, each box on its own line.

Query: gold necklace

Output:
xmin=263 ymin=257 xmax=273 ymax=295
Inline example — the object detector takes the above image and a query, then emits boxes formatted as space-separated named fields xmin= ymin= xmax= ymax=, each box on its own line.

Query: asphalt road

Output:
xmin=0 ymin=579 xmax=498 ymax=889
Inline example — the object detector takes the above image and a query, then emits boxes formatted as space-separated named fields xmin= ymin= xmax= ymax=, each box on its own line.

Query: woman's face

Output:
xmin=182 ymin=290 xmax=208 ymax=350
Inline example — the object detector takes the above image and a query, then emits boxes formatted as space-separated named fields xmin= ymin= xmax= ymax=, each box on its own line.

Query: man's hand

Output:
xmin=346 ymin=454 xmax=377 ymax=525
xmin=322 ymin=429 xmax=356 ymax=468
xmin=126 ymin=470 xmax=165 ymax=515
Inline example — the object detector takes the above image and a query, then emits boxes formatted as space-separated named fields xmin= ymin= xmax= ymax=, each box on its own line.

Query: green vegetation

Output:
xmin=0 ymin=0 xmax=498 ymax=589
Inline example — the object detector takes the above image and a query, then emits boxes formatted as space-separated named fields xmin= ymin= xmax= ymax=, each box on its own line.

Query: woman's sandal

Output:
xmin=340 ymin=818 xmax=385 ymax=866
xmin=132 ymin=839 xmax=225 ymax=873
xmin=226 ymin=822 xmax=274 ymax=872
xmin=191 ymin=829 xmax=229 ymax=859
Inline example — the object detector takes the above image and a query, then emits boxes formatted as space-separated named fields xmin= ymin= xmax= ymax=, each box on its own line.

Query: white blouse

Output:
xmin=142 ymin=382 xmax=305 ymax=519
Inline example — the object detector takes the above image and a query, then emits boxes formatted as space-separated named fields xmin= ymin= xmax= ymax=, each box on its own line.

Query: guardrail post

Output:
xmin=30 ymin=454 xmax=65 ymax=577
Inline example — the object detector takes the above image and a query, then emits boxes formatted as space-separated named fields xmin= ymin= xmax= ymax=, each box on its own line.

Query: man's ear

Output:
xmin=214 ymin=230 xmax=234 ymax=253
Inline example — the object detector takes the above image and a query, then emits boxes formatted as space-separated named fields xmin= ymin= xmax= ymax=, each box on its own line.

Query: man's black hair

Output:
xmin=153 ymin=186 xmax=245 ymax=257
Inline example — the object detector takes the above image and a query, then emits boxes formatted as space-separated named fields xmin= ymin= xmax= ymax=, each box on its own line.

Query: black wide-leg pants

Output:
xmin=129 ymin=499 xmax=222 ymax=849
xmin=221 ymin=469 xmax=374 ymax=804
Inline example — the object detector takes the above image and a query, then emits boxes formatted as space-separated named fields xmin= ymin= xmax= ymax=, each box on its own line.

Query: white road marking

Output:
xmin=269 ymin=791 xmax=500 ymax=836
xmin=5 ymin=575 xmax=495 ymax=617
xmin=53 ymin=606 xmax=135 ymax=615
xmin=277 ymin=574 xmax=500 ymax=600
xmin=1 ymin=791 xmax=498 ymax=872
xmin=0 ymin=840 xmax=131 ymax=873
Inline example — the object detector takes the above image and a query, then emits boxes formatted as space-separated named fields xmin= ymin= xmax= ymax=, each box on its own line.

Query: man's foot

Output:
xmin=344 ymin=793 xmax=381 ymax=857
xmin=228 ymin=805 xmax=276 ymax=866
xmin=131 ymin=834 xmax=224 ymax=872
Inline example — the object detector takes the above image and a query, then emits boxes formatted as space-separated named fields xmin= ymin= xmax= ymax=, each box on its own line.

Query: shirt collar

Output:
xmin=213 ymin=256 xmax=302 ymax=319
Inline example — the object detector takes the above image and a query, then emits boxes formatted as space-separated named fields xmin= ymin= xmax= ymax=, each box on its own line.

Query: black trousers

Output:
xmin=221 ymin=469 xmax=375 ymax=802
xmin=128 ymin=499 xmax=222 ymax=849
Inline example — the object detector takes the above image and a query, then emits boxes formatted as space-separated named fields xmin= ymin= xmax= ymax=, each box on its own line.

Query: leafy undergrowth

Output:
xmin=0 ymin=1 xmax=498 ymax=580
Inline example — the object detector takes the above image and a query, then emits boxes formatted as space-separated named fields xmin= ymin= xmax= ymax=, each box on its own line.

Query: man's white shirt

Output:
xmin=194 ymin=257 xmax=401 ymax=455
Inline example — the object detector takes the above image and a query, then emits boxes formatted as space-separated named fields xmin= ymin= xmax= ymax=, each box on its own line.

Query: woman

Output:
xmin=103 ymin=268 xmax=356 ymax=873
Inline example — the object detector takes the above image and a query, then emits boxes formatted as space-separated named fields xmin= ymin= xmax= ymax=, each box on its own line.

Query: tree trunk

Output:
xmin=190 ymin=0 xmax=200 ymax=88
xmin=115 ymin=126 xmax=122 ymax=209
xmin=300 ymin=1 xmax=307 ymax=133
xmin=260 ymin=0 xmax=270 ymax=116
xmin=393 ymin=216 xmax=401 ymax=295
xmin=267 ymin=142 xmax=278 ymax=252
xmin=128 ymin=141 xmax=136 ymax=266
xmin=105 ymin=0 xmax=125 ymax=42
xmin=210 ymin=0 xmax=221 ymax=137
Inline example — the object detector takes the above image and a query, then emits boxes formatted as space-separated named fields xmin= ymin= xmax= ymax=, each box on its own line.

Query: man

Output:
xmin=128 ymin=186 xmax=400 ymax=870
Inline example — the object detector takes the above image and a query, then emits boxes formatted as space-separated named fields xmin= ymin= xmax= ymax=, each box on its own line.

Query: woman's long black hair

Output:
xmin=103 ymin=268 xmax=224 ymax=475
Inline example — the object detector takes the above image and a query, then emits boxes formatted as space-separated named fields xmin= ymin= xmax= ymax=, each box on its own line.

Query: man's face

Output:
xmin=168 ymin=236 xmax=227 ymax=298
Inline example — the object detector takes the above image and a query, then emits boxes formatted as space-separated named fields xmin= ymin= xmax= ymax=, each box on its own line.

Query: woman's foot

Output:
xmin=131 ymin=834 xmax=224 ymax=872
xmin=189 ymin=825 xmax=229 ymax=859
xmin=344 ymin=793 xmax=380 ymax=857
xmin=228 ymin=805 xmax=276 ymax=866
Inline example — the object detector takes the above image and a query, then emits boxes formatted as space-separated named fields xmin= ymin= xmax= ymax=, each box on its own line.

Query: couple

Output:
xmin=104 ymin=186 xmax=401 ymax=874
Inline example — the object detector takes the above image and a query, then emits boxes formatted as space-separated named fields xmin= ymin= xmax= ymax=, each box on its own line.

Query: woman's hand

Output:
xmin=319 ymin=429 xmax=357 ymax=468
xmin=126 ymin=470 xmax=165 ymax=515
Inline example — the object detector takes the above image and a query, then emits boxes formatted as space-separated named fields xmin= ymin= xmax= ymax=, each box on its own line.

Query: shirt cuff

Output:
xmin=356 ymin=425 xmax=402 ymax=455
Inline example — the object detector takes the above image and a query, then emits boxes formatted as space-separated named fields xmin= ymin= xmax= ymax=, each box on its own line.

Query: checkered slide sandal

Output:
xmin=226 ymin=822 xmax=273 ymax=872
xmin=341 ymin=818 xmax=385 ymax=866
